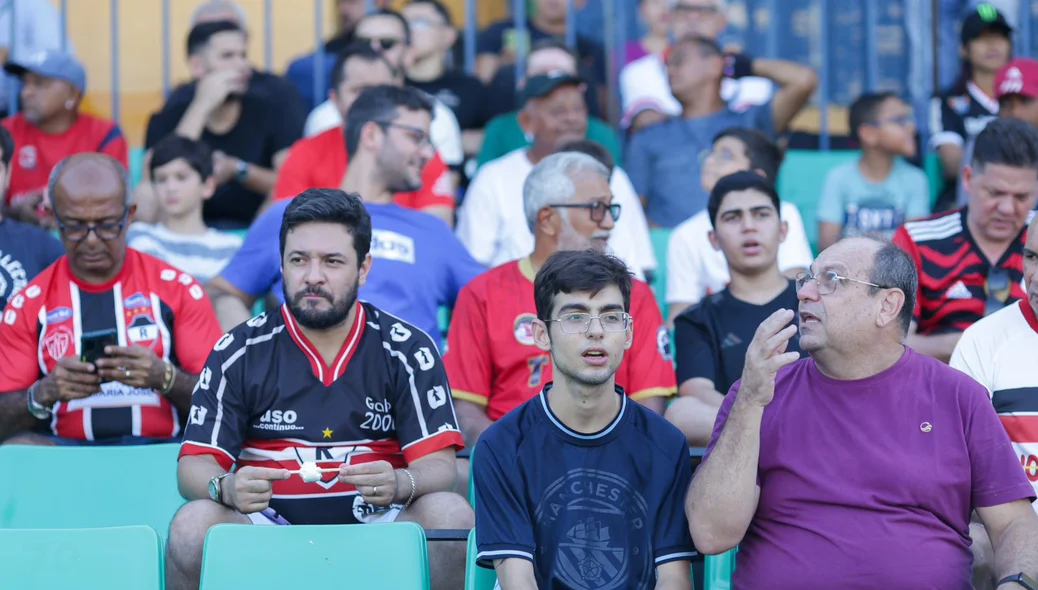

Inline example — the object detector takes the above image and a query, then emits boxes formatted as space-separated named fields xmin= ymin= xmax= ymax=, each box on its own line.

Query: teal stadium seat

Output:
xmin=0 ymin=443 xmax=185 ymax=544
xmin=465 ymin=528 xmax=497 ymax=590
xmin=0 ymin=525 xmax=163 ymax=590
xmin=649 ymin=227 xmax=672 ymax=314
xmin=704 ymin=548 xmax=738 ymax=590
xmin=200 ymin=522 xmax=431 ymax=589
xmin=129 ymin=147 xmax=145 ymax=189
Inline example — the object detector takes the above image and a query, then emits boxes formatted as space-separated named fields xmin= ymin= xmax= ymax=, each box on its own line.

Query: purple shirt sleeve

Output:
xmin=219 ymin=202 xmax=285 ymax=298
xmin=963 ymin=378 xmax=1036 ymax=508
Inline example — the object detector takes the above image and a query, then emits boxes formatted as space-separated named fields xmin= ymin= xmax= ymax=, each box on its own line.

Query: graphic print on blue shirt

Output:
xmin=473 ymin=384 xmax=696 ymax=590
xmin=0 ymin=217 xmax=64 ymax=309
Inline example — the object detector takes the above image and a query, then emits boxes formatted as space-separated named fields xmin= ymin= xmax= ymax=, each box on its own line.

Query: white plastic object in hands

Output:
xmin=293 ymin=461 xmax=339 ymax=483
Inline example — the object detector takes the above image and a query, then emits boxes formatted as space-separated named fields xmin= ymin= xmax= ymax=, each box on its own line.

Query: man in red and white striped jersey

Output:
xmin=168 ymin=188 xmax=471 ymax=590
xmin=0 ymin=153 xmax=221 ymax=445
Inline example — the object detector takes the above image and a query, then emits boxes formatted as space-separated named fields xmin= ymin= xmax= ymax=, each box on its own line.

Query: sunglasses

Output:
xmin=357 ymin=36 xmax=401 ymax=51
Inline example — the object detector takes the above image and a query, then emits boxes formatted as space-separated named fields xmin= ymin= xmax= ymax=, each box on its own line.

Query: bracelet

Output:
xmin=400 ymin=468 xmax=416 ymax=510
xmin=160 ymin=362 xmax=177 ymax=395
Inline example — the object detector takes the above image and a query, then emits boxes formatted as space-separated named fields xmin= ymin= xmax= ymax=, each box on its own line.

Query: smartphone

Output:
xmin=80 ymin=329 xmax=119 ymax=365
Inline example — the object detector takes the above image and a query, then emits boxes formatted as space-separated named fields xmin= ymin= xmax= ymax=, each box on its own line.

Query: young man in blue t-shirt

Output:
xmin=473 ymin=249 xmax=695 ymax=590
xmin=204 ymin=85 xmax=482 ymax=344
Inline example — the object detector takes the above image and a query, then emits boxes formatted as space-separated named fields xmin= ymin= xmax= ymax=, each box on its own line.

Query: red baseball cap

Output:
xmin=995 ymin=58 xmax=1038 ymax=100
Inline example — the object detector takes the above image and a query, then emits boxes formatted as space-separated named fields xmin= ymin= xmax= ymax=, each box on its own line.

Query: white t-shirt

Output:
xmin=455 ymin=148 xmax=656 ymax=279
xmin=665 ymin=201 xmax=814 ymax=306
xmin=950 ymin=299 xmax=1038 ymax=505
xmin=618 ymin=52 xmax=773 ymax=128
xmin=303 ymin=96 xmax=465 ymax=166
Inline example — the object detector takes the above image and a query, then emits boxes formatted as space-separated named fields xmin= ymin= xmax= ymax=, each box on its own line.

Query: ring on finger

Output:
xmin=125 ymin=370 xmax=132 ymax=379
xmin=372 ymin=486 xmax=379 ymax=496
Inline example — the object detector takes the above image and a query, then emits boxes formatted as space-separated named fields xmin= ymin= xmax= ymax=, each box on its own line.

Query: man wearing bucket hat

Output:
xmin=0 ymin=50 xmax=127 ymax=225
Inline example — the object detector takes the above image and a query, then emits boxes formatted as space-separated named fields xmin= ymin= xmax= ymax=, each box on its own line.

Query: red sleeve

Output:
xmin=0 ymin=288 xmax=44 ymax=391
xmin=618 ymin=281 xmax=677 ymax=401
xmin=100 ymin=126 xmax=129 ymax=166
xmin=892 ymin=226 xmax=923 ymax=322
xmin=168 ymin=270 xmax=224 ymax=373
xmin=272 ymin=140 xmax=313 ymax=201
xmin=402 ymin=153 xmax=455 ymax=211
xmin=442 ymin=281 xmax=492 ymax=407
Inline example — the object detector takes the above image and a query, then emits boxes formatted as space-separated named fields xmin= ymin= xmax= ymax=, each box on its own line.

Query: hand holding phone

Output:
xmin=80 ymin=329 xmax=119 ymax=366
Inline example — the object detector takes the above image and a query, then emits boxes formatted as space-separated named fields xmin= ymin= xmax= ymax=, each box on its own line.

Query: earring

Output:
xmin=65 ymin=99 xmax=74 ymax=110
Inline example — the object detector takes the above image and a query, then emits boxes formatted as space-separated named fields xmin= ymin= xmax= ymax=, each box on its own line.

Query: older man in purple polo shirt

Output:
xmin=687 ymin=236 xmax=1038 ymax=590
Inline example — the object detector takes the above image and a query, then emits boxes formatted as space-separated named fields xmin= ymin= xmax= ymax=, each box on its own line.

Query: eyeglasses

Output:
xmin=549 ymin=202 xmax=622 ymax=224
xmin=984 ymin=267 xmax=1011 ymax=316
xmin=357 ymin=36 xmax=401 ymax=51
xmin=549 ymin=311 xmax=631 ymax=334
xmin=795 ymin=270 xmax=887 ymax=295
xmin=408 ymin=18 xmax=446 ymax=30
xmin=54 ymin=208 xmax=129 ymax=243
xmin=866 ymin=114 xmax=915 ymax=128
xmin=378 ymin=122 xmax=432 ymax=148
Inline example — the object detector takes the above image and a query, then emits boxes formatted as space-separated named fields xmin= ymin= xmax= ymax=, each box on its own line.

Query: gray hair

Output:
xmin=867 ymin=240 xmax=918 ymax=336
xmin=48 ymin=155 xmax=131 ymax=213
xmin=523 ymin=152 xmax=610 ymax=232
xmin=190 ymin=0 xmax=248 ymax=28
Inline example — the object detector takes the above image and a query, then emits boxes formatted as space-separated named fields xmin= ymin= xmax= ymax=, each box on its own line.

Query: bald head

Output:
xmin=49 ymin=154 xmax=129 ymax=213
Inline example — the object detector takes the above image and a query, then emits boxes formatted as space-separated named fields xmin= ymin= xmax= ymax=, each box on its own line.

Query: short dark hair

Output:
xmin=556 ymin=139 xmax=614 ymax=177
xmin=868 ymin=241 xmax=918 ymax=336
xmin=409 ymin=0 xmax=453 ymax=26
xmin=848 ymin=91 xmax=900 ymax=142
xmin=671 ymin=34 xmax=723 ymax=59
xmin=707 ymin=171 xmax=782 ymax=229
xmin=344 ymin=85 xmax=434 ymax=158
xmin=534 ymin=249 xmax=632 ymax=324
xmin=712 ymin=127 xmax=783 ymax=182
xmin=0 ymin=126 xmax=14 ymax=169
xmin=361 ymin=9 xmax=411 ymax=45
xmin=279 ymin=188 xmax=372 ymax=265
xmin=148 ymin=135 xmax=213 ymax=180
xmin=330 ymin=43 xmax=393 ymax=90
xmin=186 ymin=20 xmax=243 ymax=57
xmin=971 ymin=117 xmax=1038 ymax=173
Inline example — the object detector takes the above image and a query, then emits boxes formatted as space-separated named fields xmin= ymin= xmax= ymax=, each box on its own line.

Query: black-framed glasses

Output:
xmin=866 ymin=114 xmax=915 ymax=128
xmin=549 ymin=202 xmax=621 ymax=224
xmin=357 ymin=36 xmax=401 ymax=51
xmin=53 ymin=208 xmax=129 ymax=243
xmin=795 ymin=270 xmax=887 ymax=296
xmin=984 ymin=267 xmax=1012 ymax=316
xmin=549 ymin=311 xmax=631 ymax=334
xmin=378 ymin=122 xmax=432 ymax=148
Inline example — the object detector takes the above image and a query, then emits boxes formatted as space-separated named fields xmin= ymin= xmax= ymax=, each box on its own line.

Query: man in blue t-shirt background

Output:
xmin=204 ymin=85 xmax=481 ymax=345
xmin=473 ymin=249 xmax=695 ymax=590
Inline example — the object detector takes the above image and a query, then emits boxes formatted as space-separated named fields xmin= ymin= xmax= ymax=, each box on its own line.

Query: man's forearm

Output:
xmin=396 ymin=453 xmax=456 ymax=501
xmin=495 ymin=559 xmax=538 ymax=590
xmin=177 ymin=455 xmax=227 ymax=501
xmin=175 ymin=102 xmax=211 ymax=140
xmin=164 ymin=370 xmax=200 ymax=415
xmin=0 ymin=390 xmax=41 ymax=441
xmin=239 ymin=163 xmax=277 ymax=195
xmin=208 ymin=289 xmax=253 ymax=332
xmin=906 ymin=331 xmax=961 ymax=363
xmin=994 ymin=518 xmax=1038 ymax=582
xmin=686 ymin=396 xmax=763 ymax=552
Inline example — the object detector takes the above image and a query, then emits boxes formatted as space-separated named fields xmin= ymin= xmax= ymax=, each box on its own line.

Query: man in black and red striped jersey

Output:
xmin=0 ymin=153 xmax=222 ymax=445
xmin=894 ymin=117 xmax=1038 ymax=363
xmin=167 ymin=188 xmax=471 ymax=590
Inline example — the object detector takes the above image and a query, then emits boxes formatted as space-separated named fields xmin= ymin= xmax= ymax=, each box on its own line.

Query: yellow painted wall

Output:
xmin=54 ymin=0 xmax=508 ymax=147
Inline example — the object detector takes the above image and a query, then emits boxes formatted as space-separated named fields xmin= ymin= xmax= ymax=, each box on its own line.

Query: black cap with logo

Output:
xmin=520 ymin=72 xmax=584 ymax=106
xmin=961 ymin=3 xmax=1013 ymax=45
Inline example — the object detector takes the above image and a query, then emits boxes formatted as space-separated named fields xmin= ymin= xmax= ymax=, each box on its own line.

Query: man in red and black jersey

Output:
xmin=0 ymin=154 xmax=222 ymax=444
xmin=168 ymin=188 xmax=471 ymax=590
xmin=894 ymin=117 xmax=1038 ymax=363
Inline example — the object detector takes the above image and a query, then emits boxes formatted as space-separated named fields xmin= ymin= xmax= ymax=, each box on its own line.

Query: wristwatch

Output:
xmin=998 ymin=574 xmax=1038 ymax=590
xmin=208 ymin=473 xmax=233 ymax=506
xmin=234 ymin=159 xmax=249 ymax=183
xmin=26 ymin=382 xmax=52 ymax=420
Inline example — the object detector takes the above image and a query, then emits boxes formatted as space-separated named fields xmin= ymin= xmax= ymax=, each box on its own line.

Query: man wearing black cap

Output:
xmin=456 ymin=71 xmax=656 ymax=280
xmin=929 ymin=2 xmax=1013 ymax=212
xmin=1 ymin=50 xmax=128 ymax=226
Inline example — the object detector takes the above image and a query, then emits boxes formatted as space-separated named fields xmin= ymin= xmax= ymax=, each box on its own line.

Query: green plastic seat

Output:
xmin=465 ymin=528 xmax=498 ymax=590
xmin=0 ymin=444 xmax=185 ymax=544
xmin=200 ymin=522 xmax=431 ymax=589
xmin=129 ymin=147 xmax=146 ymax=189
xmin=703 ymin=547 xmax=738 ymax=590
xmin=776 ymin=150 xmax=860 ymax=252
xmin=649 ymin=227 xmax=672 ymax=315
xmin=0 ymin=525 xmax=163 ymax=589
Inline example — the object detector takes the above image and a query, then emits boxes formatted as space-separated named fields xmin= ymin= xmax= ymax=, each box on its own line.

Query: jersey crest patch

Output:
xmin=513 ymin=313 xmax=536 ymax=346
xmin=43 ymin=326 xmax=74 ymax=360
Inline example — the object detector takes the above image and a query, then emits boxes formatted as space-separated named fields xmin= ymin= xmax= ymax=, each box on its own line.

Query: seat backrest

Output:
xmin=703 ymin=547 xmax=738 ymax=590
xmin=0 ymin=444 xmax=184 ymax=543
xmin=649 ymin=227 xmax=672 ymax=315
xmin=200 ymin=522 xmax=431 ymax=589
xmin=0 ymin=525 xmax=162 ymax=590
xmin=776 ymin=150 xmax=860 ymax=250
xmin=466 ymin=528 xmax=498 ymax=590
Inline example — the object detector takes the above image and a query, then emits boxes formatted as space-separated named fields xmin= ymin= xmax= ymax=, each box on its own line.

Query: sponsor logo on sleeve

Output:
xmin=45 ymin=307 xmax=72 ymax=324
xmin=657 ymin=326 xmax=673 ymax=362
xmin=123 ymin=292 xmax=149 ymax=310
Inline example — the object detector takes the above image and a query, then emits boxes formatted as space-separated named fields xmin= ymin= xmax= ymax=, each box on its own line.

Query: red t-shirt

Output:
xmin=1 ymin=113 xmax=129 ymax=206
xmin=0 ymin=249 xmax=223 ymax=440
xmin=443 ymin=258 xmax=676 ymax=421
xmin=273 ymin=126 xmax=454 ymax=210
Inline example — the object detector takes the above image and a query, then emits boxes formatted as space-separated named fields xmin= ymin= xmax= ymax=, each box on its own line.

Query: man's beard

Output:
xmin=283 ymin=279 xmax=359 ymax=330
xmin=376 ymin=143 xmax=422 ymax=193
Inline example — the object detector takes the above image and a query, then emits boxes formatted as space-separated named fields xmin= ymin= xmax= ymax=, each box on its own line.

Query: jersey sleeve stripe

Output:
xmin=451 ymin=390 xmax=489 ymax=405
xmin=629 ymin=386 xmax=677 ymax=401
xmin=654 ymin=551 xmax=698 ymax=565
xmin=382 ymin=341 xmax=432 ymax=438
xmin=180 ymin=441 xmax=236 ymax=471
xmin=401 ymin=429 xmax=465 ymax=463
xmin=476 ymin=548 xmax=534 ymax=568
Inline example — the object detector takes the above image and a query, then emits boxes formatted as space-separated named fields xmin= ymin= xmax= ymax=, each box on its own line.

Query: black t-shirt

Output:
xmin=476 ymin=19 xmax=606 ymax=86
xmin=145 ymin=75 xmax=304 ymax=228
xmin=0 ymin=217 xmax=63 ymax=309
xmin=929 ymin=82 xmax=998 ymax=210
xmin=674 ymin=279 xmax=803 ymax=395
xmin=408 ymin=71 xmax=492 ymax=131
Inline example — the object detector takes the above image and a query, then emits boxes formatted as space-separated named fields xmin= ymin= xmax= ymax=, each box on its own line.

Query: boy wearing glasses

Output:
xmin=817 ymin=92 xmax=931 ymax=251
xmin=473 ymin=249 xmax=695 ymax=590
